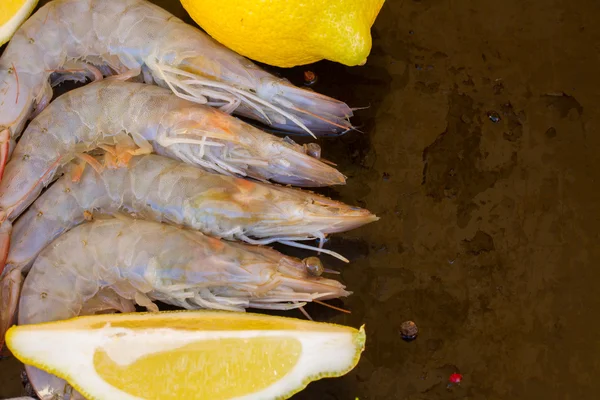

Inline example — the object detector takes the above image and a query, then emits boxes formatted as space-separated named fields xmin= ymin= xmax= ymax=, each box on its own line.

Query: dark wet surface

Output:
xmin=3 ymin=0 xmax=600 ymax=399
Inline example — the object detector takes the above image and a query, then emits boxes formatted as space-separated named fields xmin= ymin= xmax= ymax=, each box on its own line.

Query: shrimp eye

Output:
xmin=303 ymin=256 xmax=324 ymax=277
xmin=306 ymin=143 xmax=321 ymax=159
xmin=40 ymin=292 xmax=47 ymax=299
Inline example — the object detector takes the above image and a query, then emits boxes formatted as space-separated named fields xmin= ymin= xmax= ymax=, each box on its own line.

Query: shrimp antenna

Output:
xmin=279 ymin=240 xmax=349 ymax=263
xmin=298 ymin=305 xmax=313 ymax=321
xmin=313 ymin=300 xmax=351 ymax=314
xmin=323 ymin=268 xmax=341 ymax=275
xmin=351 ymin=104 xmax=371 ymax=112
xmin=11 ymin=63 xmax=20 ymax=105
xmin=238 ymin=234 xmax=349 ymax=263
xmin=149 ymin=61 xmax=318 ymax=138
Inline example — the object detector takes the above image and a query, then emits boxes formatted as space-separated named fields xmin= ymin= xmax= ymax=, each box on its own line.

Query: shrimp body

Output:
xmin=0 ymin=0 xmax=353 ymax=175
xmin=0 ymin=80 xmax=346 ymax=226
xmin=8 ymin=154 xmax=377 ymax=272
xmin=18 ymin=217 xmax=349 ymax=399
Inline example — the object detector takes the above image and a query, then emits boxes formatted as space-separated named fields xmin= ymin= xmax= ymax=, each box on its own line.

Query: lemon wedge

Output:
xmin=0 ymin=0 xmax=38 ymax=46
xmin=6 ymin=310 xmax=366 ymax=400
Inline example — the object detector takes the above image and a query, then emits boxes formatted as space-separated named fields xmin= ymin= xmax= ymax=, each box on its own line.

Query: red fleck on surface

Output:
xmin=449 ymin=373 xmax=463 ymax=384
xmin=303 ymin=70 xmax=317 ymax=84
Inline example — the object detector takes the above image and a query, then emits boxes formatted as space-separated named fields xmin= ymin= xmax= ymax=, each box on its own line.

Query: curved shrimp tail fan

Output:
xmin=0 ymin=129 xmax=10 ymax=182
xmin=0 ymin=268 xmax=22 ymax=351
xmin=0 ymin=220 xmax=12 ymax=276
xmin=246 ymin=78 xmax=354 ymax=135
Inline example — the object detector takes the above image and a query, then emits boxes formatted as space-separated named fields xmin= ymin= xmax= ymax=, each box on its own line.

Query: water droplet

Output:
xmin=487 ymin=111 xmax=501 ymax=123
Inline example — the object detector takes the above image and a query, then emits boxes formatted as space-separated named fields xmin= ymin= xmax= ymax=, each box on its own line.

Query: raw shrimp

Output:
xmin=8 ymin=154 xmax=377 ymax=272
xmin=0 ymin=80 xmax=347 ymax=235
xmin=0 ymin=0 xmax=354 ymax=176
xmin=17 ymin=217 xmax=350 ymax=399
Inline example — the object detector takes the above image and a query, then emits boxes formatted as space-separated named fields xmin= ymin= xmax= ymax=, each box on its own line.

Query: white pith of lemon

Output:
xmin=7 ymin=310 xmax=366 ymax=400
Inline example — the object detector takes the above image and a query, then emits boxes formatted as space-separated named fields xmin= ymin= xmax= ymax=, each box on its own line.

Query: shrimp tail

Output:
xmin=0 ymin=219 xmax=12 ymax=275
xmin=0 ymin=267 xmax=22 ymax=351
xmin=0 ymin=129 xmax=9 ymax=182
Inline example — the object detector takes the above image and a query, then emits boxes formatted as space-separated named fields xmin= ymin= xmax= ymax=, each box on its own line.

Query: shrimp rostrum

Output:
xmin=17 ymin=217 xmax=350 ymax=399
xmin=0 ymin=80 xmax=347 ymax=243
xmin=0 ymin=0 xmax=354 ymax=176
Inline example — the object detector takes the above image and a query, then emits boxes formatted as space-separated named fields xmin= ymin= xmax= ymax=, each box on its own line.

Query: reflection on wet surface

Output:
xmin=3 ymin=0 xmax=600 ymax=399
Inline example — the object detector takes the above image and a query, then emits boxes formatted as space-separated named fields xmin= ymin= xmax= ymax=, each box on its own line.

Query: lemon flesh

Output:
xmin=0 ymin=0 xmax=38 ymax=46
xmin=180 ymin=0 xmax=385 ymax=68
xmin=6 ymin=310 xmax=366 ymax=400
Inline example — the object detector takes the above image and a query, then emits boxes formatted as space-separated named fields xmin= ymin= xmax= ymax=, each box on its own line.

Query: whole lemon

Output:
xmin=180 ymin=0 xmax=385 ymax=68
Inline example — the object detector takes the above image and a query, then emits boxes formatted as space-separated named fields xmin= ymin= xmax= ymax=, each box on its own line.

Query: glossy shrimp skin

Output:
xmin=17 ymin=217 xmax=349 ymax=399
xmin=0 ymin=80 xmax=346 ymax=226
xmin=8 ymin=154 xmax=377 ymax=272
xmin=0 ymin=0 xmax=353 ymax=176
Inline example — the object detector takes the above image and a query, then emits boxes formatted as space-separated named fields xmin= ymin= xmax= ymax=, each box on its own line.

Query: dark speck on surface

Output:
xmin=545 ymin=127 xmax=557 ymax=138
xmin=493 ymin=81 xmax=505 ymax=95
xmin=462 ymin=230 xmax=495 ymax=255
xmin=400 ymin=321 xmax=419 ymax=341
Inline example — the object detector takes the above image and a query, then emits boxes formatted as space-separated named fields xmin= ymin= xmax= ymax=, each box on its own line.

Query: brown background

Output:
xmin=2 ymin=0 xmax=600 ymax=399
